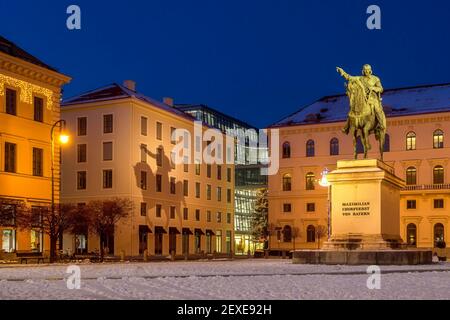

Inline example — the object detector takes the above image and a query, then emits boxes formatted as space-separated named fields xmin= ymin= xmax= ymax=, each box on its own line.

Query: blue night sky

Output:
xmin=1 ymin=0 xmax=449 ymax=128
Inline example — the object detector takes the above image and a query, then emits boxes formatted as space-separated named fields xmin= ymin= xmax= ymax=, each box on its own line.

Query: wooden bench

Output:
xmin=16 ymin=251 xmax=45 ymax=264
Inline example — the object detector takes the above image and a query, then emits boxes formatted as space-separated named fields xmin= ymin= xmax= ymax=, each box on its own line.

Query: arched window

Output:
xmin=305 ymin=172 xmax=315 ymax=190
xmin=282 ymin=225 xmax=292 ymax=242
xmin=384 ymin=134 xmax=390 ymax=152
xmin=406 ymin=223 xmax=417 ymax=247
xmin=406 ymin=167 xmax=417 ymax=186
xmin=282 ymin=174 xmax=292 ymax=191
xmin=306 ymin=140 xmax=315 ymax=157
xmin=406 ymin=132 xmax=416 ymax=151
xmin=433 ymin=165 xmax=444 ymax=185
xmin=307 ymin=225 xmax=316 ymax=243
xmin=330 ymin=138 xmax=339 ymax=156
xmin=282 ymin=142 xmax=291 ymax=159
xmin=434 ymin=223 xmax=445 ymax=247
xmin=433 ymin=129 xmax=444 ymax=149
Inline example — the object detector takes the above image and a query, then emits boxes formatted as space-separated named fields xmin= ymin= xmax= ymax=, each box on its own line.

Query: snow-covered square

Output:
xmin=0 ymin=259 xmax=449 ymax=300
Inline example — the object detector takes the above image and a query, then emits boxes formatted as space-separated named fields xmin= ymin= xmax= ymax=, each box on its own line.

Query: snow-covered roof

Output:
xmin=271 ymin=83 xmax=450 ymax=128
xmin=62 ymin=83 xmax=197 ymax=122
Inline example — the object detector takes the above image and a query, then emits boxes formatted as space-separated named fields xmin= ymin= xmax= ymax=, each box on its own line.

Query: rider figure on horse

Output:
xmin=337 ymin=64 xmax=386 ymax=135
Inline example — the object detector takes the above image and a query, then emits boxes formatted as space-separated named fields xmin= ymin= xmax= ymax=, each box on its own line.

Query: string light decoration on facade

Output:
xmin=0 ymin=74 xmax=54 ymax=110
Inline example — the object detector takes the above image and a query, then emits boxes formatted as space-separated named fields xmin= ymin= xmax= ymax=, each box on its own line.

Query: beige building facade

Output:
xmin=268 ymin=84 xmax=450 ymax=253
xmin=61 ymin=82 xmax=234 ymax=257
xmin=0 ymin=36 xmax=70 ymax=255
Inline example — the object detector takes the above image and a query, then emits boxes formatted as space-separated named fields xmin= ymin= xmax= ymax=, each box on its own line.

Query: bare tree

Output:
xmin=291 ymin=227 xmax=301 ymax=252
xmin=84 ymin=198 xmax=133 ymax=261
xmin=315 ymin=225 xmax=327 ymax=249
xmin=20 ymin=203 xmax=78 ymax=262
xmin=0 ymin=199 xmax=28 ymax=228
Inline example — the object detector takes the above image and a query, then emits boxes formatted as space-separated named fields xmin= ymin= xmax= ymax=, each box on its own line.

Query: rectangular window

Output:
xmin=33 ymin=97 xmax=43 ymax=122
xmin=156 ymin=122 xmax=162 ymax=140
xmin=283 ymin=203 xmax=292 ymax=213
xmin=170 ymin=206 xmax=176 ymax=219
xmin=226 ymin=213 xmax=231 ymax=224
xmin=103 ymin=114 xmax=113 ymax=133
xmin=207 ymin=185 xmax=212 ymax=200
xmin=5 ymin=89 xmax=17 ymax=115
xmin=156 ymin=204 xmax=162 ymax=218
xmin=141 ymin=117 xmax=147 ymax=136
xmin=207 ymin=164 xmax=211 ymax=178
xmin=156 ymin=147 xmax=163 ymax=167
xmin=217 ymin=165 xmax=222 ymax=180
xmin=77 ymin=144 xmax=87 ymax=163
xmin=183 ymin=156 xmax=189 ymax=173
xmin=183 ymin=180 xmax=189 ymax=197
xmin=171 ymin=127 xmax=177 ymax=144
xmin=4 ymin=142 xmax=16 ymax=173
xmin=140 ymin=171 xmax=147 ymax=190
xmin=32 ymin=148 xmax=43 ymax=177
xmin=227 ymin=168 xmax=232 ymax=183
xmin=156 ymin=174 xmax=162 ymax=192
xmin=207 ymin=210 xmax=212 ymax=222
xmin=227 ymin=189 xmax=232 ymax=203
xmin=216 ymin=230 xmax=222 ymax=253
xmin=406 ymin=200 xmax=416 ymax=210
xmin=170 ymin=152 xmax=176 ymax=169
xmin=140 ymin=202 xmax=147 ymax=216
xmin=217 ymin=187 xmax=222 ymax=202
xmin=183 ymin=208 xmax=189 ymax=220
xmin=77 ymin=171 xmax=87 ymax=190
xmin=103 ymin=170 xmax=113 ymax=189
xmin=103 ymin=142 xmax=113 ymax=161
xmin=196 ymin=182 xmax=201 ymax=198
xmin=217 ymin=212 xmax=222 ymax=223
xmin=195 ymin=160 xmax=200 ymax=175
xmin=141 ymin=144 xmax=147 ymax=163
xmin=77 ymin=117 xmax=87 ymax=136
xmin=306 ymin=203 xmax=315 ymax=212
xmin=170 ymin=177 xmax=176 ymax=194
xmin=195 ymin=209 xmax=200 ymax=221
xmin=434 ymin=199 xmax=444 ymax=209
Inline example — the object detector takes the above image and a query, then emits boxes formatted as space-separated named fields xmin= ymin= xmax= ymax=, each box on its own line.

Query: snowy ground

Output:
xmin=0 ymin=259 xmax=449 ymax=300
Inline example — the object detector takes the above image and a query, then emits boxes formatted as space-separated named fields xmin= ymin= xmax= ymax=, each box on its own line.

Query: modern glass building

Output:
xmin=175 ymin=104 xmax=268 ymax=254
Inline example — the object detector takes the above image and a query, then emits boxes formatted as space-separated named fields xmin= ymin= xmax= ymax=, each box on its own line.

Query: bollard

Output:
xmin=120 ymin=250 xmax=125 ymax=262
xmin=184 ymin=251 xmax=188 ymax=261
xmin=143 ymin=249 xmax=148 ymax=262
xmin=171 ymin=250 xmax=176 ymax=261
xmin=264 ymin=249 xmax=269 ymax=259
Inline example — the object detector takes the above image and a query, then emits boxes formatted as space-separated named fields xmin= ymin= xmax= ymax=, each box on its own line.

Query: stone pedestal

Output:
xmin=293 ymin=159 xmax=432 ymax=265
xmin=324 ymin=159 xmax=404 ymax=250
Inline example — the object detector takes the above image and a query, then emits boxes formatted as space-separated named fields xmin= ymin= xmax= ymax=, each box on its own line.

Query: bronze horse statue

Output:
xmin=345 ymin=77 xmax=386 ymax=160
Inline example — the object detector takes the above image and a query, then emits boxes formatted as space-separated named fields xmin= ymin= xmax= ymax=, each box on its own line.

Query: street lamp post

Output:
xmin=319 ymin=168 xmax=331 ymax=239
xmin=50 ymin=119 xmax=69 ymax=259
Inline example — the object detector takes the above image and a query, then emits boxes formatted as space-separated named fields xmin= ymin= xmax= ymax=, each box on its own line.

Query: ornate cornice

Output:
xmin=0 ymin=52 xmax=71 ymax=87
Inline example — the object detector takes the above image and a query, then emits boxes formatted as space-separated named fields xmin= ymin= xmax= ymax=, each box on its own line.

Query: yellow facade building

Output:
xmin=61 ymin=81 xmax=234 ymax=257
xmin=0 ymin=36 xmax=70 ymax=254
xmin=268 ymin=83 xmax=450 ymax=255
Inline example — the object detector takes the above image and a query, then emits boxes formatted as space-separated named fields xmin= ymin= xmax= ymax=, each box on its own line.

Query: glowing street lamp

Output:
xmin=50 ymin=120 xmax=69 ymax=235
xmin=319 ymin=168 xmax=331 ymax=239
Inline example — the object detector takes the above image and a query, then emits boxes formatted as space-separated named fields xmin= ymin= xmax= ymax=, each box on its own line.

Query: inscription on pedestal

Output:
xmin=341 ymin=202 xmax=370 ymax=216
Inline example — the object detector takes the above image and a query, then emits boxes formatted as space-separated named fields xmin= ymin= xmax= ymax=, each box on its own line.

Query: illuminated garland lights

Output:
xmin=0 ymin=74 xmax=54 ymax=110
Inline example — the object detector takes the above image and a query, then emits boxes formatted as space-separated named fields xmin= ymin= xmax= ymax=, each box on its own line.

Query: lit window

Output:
xmin=433 ymin=129 xmax=444 ymax=149
xmin=306 ymin=172 xmax=315 ymax=190
xmin=406 ymin=132 xmax=416 ymax=151
xmin=282 ymin=174 xmax=292 ymax=191
xmin=433 ymin=165 xmax=444 ymax=184
xmin=406 ymin=167 xmax=417 ymax=185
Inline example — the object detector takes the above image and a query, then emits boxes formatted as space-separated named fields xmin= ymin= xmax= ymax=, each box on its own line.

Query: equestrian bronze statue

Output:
xmin=336 ymin=64 xmax=387 ymax=160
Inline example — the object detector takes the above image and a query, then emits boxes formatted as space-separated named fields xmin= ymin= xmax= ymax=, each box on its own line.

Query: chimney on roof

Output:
xmin=123 ymin=80 xmax=136 ymax=91
xmin=163 ymin=97 xmax=174 ymax=106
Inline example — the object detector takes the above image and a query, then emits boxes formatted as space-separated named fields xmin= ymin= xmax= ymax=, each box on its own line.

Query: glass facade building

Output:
xmin=175 ymin=104 xmax=268 ymax=254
